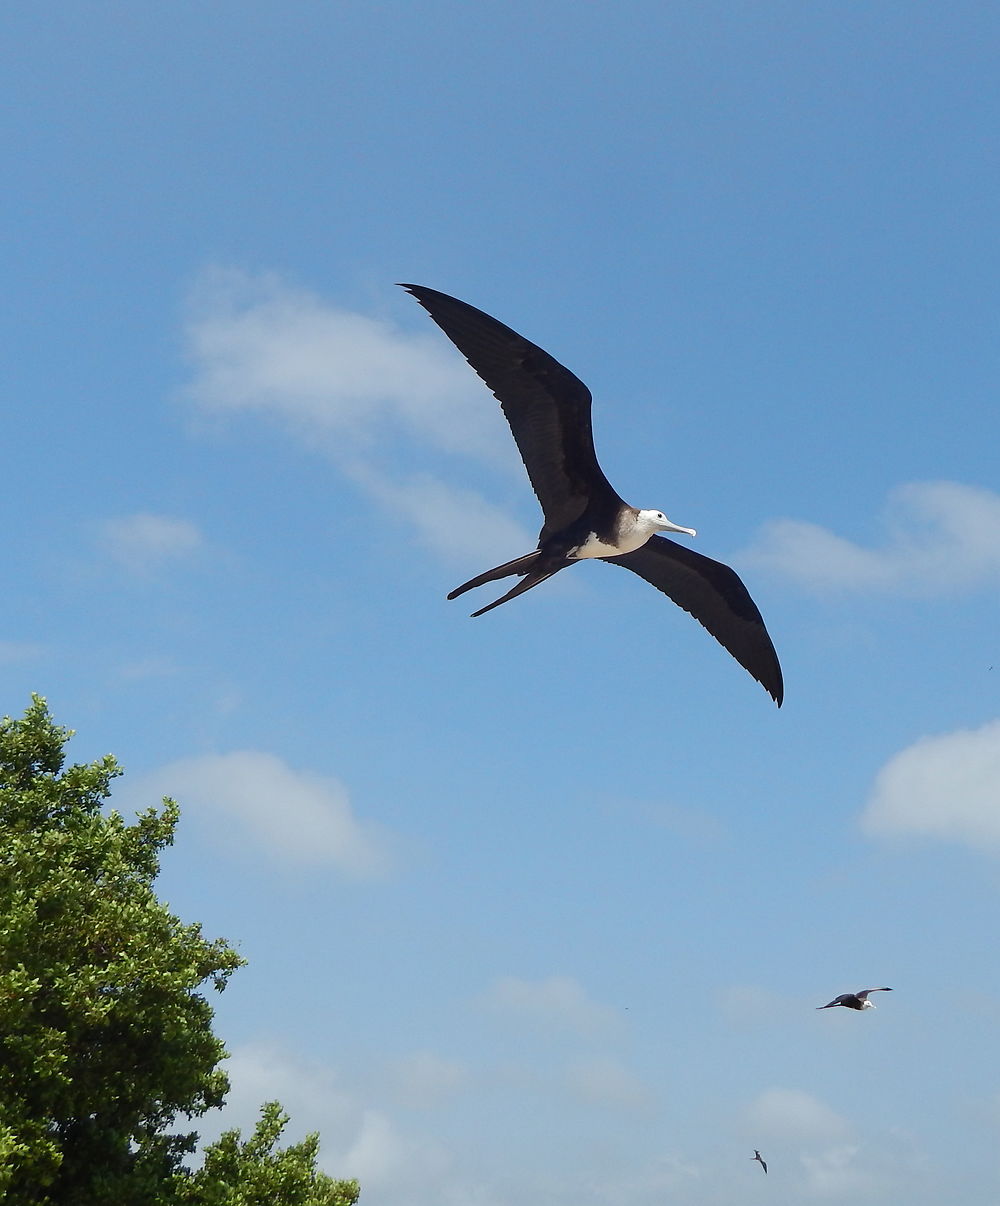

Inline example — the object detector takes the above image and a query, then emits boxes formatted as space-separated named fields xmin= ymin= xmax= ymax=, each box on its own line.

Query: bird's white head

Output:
xmin=638 ymin=509 xmax=697 ymax=538
xmin=861 ymin=1000 xmax=876 ymax=1010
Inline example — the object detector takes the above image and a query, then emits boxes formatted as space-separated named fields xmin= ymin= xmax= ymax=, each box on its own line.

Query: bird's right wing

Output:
xmin=603 ymin=536 xmax=783 ymax=705
xmin=856 ymin=988 xmax=892 ymax=999
xmin=401 ymin=284 xmax=621 ymax=533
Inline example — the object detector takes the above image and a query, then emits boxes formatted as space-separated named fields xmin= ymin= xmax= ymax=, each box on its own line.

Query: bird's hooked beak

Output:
xmin=662 ymin=518 xmax=697 ymax=538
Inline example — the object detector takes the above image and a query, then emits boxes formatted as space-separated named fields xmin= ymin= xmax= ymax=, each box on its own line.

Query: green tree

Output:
xmin=0 ymin=697 xmax=358 ymax=1206
xmin=177 ymin=1102 xmax=358 ymax=1206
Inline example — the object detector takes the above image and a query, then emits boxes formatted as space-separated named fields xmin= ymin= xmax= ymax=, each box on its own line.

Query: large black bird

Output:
xmin=401 ymin=284 xmax=783 ymax=705
xmin=817 ymin=987 xmax=892 ymax=1011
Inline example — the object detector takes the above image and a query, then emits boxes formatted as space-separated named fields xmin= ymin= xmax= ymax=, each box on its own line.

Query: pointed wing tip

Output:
xmin=751 ymin=665 xmax=783 ymax=706
xmin=399 ymin=282 xmax=444 ymax=303
xmin=756 ymin=646 xmax=783 ymax=706
xmin=398 ymin=282 xmax=430 ymax=302
xmin=606 ymin=540 xmax=784 ymax=708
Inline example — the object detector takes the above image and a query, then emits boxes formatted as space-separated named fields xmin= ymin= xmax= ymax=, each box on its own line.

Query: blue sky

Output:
xmin=3 ymin=2 xmax=1000 ymax=1202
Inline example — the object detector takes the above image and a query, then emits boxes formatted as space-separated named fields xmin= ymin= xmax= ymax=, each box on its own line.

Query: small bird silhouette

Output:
xmin=752 ymin=1150 xmax=767 ymax=1174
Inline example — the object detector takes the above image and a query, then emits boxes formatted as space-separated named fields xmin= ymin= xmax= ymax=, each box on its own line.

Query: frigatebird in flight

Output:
xmin=817 ymin=987 xmax=892 ymax=1011
xmin=401 ymin=284 xmax=783 ymax=705
xmin=751 ymin=1150 xmax=768 ymax=1174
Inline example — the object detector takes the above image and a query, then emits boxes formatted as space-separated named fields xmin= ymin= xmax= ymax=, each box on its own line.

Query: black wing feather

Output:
xmin=603 ymin=536 xmax=783 ymax=706
xmin=400 ymin=284 xmax=622 ymax=534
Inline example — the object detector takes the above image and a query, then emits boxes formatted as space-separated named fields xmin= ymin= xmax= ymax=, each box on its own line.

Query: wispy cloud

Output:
xmin=619 ymin=796 xmax=728 ymax=844
xmin=184 ymin=267 xmax=508 ymax=461
xmin=387 ymin=1051 xmax=469 ymax=1109
xmin=205 ymin=1044 xmax=452 ymax=1197
xmin=115 ymin=655 xmax=181 ymax=682
xmin=743 ymin=1089 xmax=893 ymax=1199
xmin=799 ymin=1144 xmax=873 ymax=1198
xmin=558 ymin=1154 xmax=702 ymax=1205
xmin=563 ymin=1055 xmax=654 ymax=1110
xmin=717 ymin=983 xmax=803 ymax=1027
xmin=99 ymin=513 xmax=205 ymax=575
xmin=137 ymin=750 xmax=392 ymax=875
xmin=0 ymin=640 xmax=46 ymax=665
xmin=744 ymin=481 xmax=1000 ymax=594
xmin=745 ymin=1087 xmax=850 ymax=1142
xmin=351 ymin=465 xmax=533 ymax=565
xmin=182 ymin=268 xmax=531 ymax=570
xmin=861 ymin=717 xmax=1000 ymax=850
xmin=481 ymin=975 xmax=621 ymax=1037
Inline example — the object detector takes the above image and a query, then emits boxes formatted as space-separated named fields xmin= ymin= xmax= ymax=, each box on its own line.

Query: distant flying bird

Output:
xmin=400 ymin=284 xmax=783 ymax=705
xmin=817 ymin=987 xmax=893 ymax=1011
xmin=751 ymin=1150 xmax=767 ymax=1174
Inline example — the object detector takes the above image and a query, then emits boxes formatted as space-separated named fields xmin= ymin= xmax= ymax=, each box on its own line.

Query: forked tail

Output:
xmin=447 ymin=551 xmax=542 ymax=600
xmin=448 ymin=551 xmax=568 ymax=616
xmin=469 ymin=568 xmax=562 ymax=617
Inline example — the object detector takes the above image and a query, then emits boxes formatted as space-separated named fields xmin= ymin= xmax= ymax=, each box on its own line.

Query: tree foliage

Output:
xmin=176 ymin=1102 xmax=358 ymax=1206
xmin=0 ymin=697 xmax=358 ymax=1206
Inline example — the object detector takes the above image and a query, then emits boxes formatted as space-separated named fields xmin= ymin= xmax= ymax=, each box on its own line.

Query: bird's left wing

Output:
xmin=602 ymin=536 xmax=783 ymax=705
xmin=856 ymin=987 xmax=892 ymax=999
xmin=400 ymin=284 xmax=620 ymax=533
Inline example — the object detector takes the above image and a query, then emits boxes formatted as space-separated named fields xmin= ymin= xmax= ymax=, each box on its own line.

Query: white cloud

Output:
xmin=202 ymin=1044 xmax=490 ymax=1206
xmin=388 ymin=1050 xmax=469 ymax=1109
xmin=481 ymin=975 xmax=620 ymax=1037
xmin=338 ymin=1106 xmax=453 ymax=1195
xmin=100 ymin=512 xmax=205 ymax=574
xmin=861 ymin=718 xmax=1000 ymax=850
xmin=0 ymin=640 xmax=46 ymax=664
xmin=746 ymin=1087 xmax=850 ymax=1142
xmin=204 ymin=1043 xmax=353 ymax=1146
xmin=138 ymin=750 xmax=392 ymax=875
xmin=744 ymin=481 xmax=1000 ymax=594
xmin=116 ymin=654 xmax=181 ymax=681
xmin=717 ymin=983 xmax=803 ymax=1027
xmin=352 ymin=465 xmax=533 ymax=566
xmin=620 ymin=796 xmax=728 ymax=844
xmin=181 ymin=269 xmax=532 ymax=574
xmin=563 ymin=1055 xmax=653 ymax=1110
xmin=554 ymin=1154 xmax=701 ymax=1206
xmin=183 ymin=267 xmax=508 ymax=461
xmin=799 ymin=1144 xmax=873 ymax=1198
xmin=201 ymin=1041 xmax=451 ymax=1201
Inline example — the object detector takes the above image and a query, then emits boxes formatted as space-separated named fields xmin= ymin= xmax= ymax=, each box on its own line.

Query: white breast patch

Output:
xmin=570 ymin=528 xmax=650 ymax=560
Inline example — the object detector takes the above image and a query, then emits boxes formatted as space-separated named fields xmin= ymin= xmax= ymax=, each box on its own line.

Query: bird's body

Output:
xmin=817 ymin=987 xmax=893 ymax=1011
xmin=752 ymin=1150 xmax=767 ymax=1175
xmin=400 ymin=284 xmax=783 ymax=705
